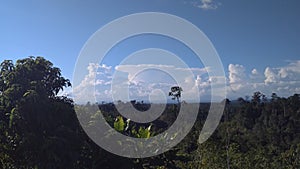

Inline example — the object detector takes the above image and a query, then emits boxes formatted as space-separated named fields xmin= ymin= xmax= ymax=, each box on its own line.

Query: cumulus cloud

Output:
xmin=115 ymin=64 xmax=208 ymax=81
xmin=73 ymin=63 xmax=211 ymax=103
xmin=72 ymin=60 xmax=300 ymax=103
xmin=227 ymin=60 xmax=300 ymax=99
xmin=73 ymin=63 xmax=113 ymax=103
xmin=188 ymin=0 xmax=220 ymax=10
xmin=278 ymin=60 xmax=300 ymax=79
xmin=115 ymin=64 xmax=210 ymax=102
xmin=264 ymin=67 xmax=278 ymax=84
xmin=228 ymin=64 xmax=246 ymax=91
xmin=264 ymin=61 xmax=300 ymax=85
xmin=251 ymin=68 xmax=259 ymax=75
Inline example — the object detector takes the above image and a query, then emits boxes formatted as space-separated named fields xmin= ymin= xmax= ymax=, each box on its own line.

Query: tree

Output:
xmin=169 ymin=86 xmax=183 ymax=103
xmin=251 ymin=91 xmax=263 ymax=105
xmin=0 ymin=56 xmax=83 ymax=169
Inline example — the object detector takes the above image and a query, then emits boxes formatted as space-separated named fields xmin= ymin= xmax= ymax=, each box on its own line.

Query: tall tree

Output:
xmin=0 ymin=57 xmax=82 ymax=169
xmin=169 ymin=86 xmax=183 ymax=103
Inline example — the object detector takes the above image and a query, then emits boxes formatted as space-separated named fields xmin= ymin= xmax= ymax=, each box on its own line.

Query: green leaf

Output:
xmin=9 ymin=108 xmax=16 ymax=128
xmin=114 ymin=116 xmax=125 ymax=132
xmin=138 ymin=126 xmax=150 ymax=138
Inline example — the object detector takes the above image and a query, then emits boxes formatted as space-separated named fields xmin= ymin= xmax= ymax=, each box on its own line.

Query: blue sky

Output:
xmin=1 ymin=0 xmax=300 ymax=103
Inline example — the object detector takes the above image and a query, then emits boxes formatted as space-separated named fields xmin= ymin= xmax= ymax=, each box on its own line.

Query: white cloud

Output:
xmin=263 ymin=61 xmax=300 ymax=85
xmin=264 ymin=67 xmax=278 ymax=84
xmin=195 ymin=75 xmax=202 ymax=86
xmin=115 ymin=64 xmax=209 ymax=102
xmin=115 ymin=64 xmax=208 ymax=81
xmin=188 ymin=0 xmax=220 ymax=10
xmin=228 ymin=64 xmax=246 ymax=91
xmin=73 ymin=63 xmax=113 ymax=103
xmin=227 ymin=60 xmax=300 ymax=99
xmin=72 ymin=60 xmax=300 ymax=103
xmin=278 ymin=60 xmax=300 ymax=79
xmin=251 ymin=68 xmax=259 ymax=75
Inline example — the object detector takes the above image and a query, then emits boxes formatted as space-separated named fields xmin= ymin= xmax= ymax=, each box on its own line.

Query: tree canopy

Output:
xmin=0 ymin=57 xmax=79 ymax=169
xmin=169 ymin=86 xmax=183 ymax=103
xmin=0 ymin=56 xmax=299 ymax=169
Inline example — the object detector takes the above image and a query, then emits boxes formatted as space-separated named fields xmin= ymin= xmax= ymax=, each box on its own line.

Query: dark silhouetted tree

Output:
xmin=169 ymin=86 xmax=182 ymax=103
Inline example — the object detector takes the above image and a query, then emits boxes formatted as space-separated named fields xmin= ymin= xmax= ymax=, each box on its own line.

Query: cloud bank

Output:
xmin=72 ymin=60 xmax=300 ymax=103
xmin=227 ymin=61 xmax=300 ymax=98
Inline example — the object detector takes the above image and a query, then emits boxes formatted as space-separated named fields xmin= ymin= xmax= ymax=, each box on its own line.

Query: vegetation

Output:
xmin=169 ymin=86 xmax=183 ymax=103
xmin=1 ymin=57 xmax=300 ymax=169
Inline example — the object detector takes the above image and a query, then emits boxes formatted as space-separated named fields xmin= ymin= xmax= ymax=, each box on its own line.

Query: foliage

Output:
xmin=0 ymin=57 xmax=80 ymax=169
xmin=1 ymin=57 xmax=300 ymax=169
xmin=169 ymin=86 xmax=183 ymax=103
xmin=114 ymin=116 xmax=125 ymax=132
xmin=113 ymin=115 xmax=151 ymax=139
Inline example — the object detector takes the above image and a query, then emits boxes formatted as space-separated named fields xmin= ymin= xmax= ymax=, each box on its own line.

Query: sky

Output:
xmin=1 ymin=0 xmax=300 ymax=103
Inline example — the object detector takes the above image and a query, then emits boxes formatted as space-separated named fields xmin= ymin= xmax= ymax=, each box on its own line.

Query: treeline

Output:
xmin=0 ymin=57 xmax=299 ymax=169
xmin=195 ymin=92 xmax=300 ymax=168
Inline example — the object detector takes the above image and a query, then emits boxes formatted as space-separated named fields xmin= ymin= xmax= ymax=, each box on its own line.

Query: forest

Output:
xmin=0 ymin=57 xmax=299 ymax=169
